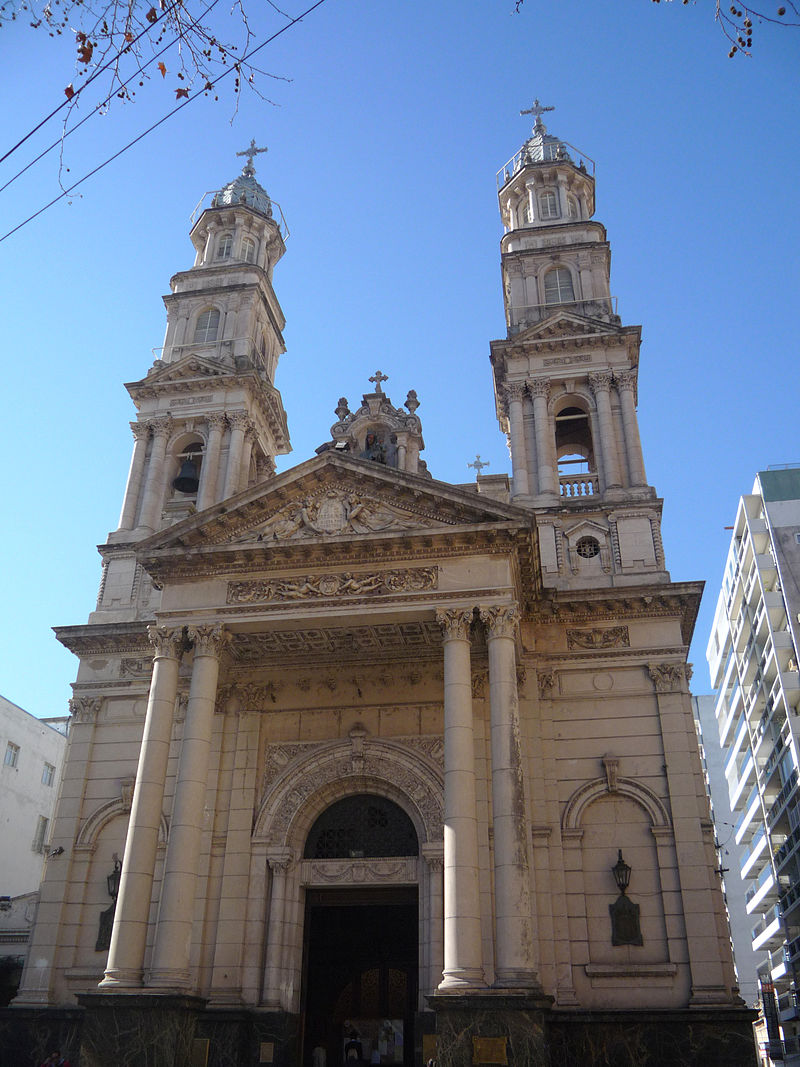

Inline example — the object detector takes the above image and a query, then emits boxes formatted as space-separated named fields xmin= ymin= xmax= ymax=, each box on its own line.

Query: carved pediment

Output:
xmin=513 ymin=313 xmax=620 ymax=343
xmin=127 ymin=352 xmax=230 ymax=390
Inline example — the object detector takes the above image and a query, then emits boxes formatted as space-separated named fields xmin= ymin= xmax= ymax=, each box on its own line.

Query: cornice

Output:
xmin=54 ymin=622 xmax=150 ymax=656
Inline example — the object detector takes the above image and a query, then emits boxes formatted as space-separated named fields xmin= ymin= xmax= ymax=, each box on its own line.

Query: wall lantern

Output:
xmin=612 ymin=849 xmax=631 ymax=895
xmin=106 ymin=855 xmax=122 ymax=901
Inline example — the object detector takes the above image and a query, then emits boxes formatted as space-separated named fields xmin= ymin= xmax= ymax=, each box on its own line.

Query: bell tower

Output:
xmin=492 ymin=102 xmax=666 ymax=590
xmin=95 ymin=144 xmax=291 ymax=622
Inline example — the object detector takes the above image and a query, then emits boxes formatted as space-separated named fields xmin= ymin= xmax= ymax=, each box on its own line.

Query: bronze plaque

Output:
xmin=472 ymin=1037 xmax=508 ymax=1064
xmin=259 ymin=1041 xmax=275 ymax=1064
xmin=422 ymin=1033 xmax=438 ymax=1062
xmin=190 ymin=1038 xmax=209 ymax=1067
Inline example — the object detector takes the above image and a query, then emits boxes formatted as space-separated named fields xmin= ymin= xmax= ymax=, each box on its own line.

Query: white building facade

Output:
xmin=3 ymin=119 xmax=759 ymax=1066
xmin=707 ymin=466 xmax=800 ymax=1064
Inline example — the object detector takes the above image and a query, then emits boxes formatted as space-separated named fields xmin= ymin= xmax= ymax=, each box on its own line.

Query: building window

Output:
xmin=242 ymin=237 xmax=256 ymax=263
xmin=216 ymin=233 xmax=233 ymax=259
xmin=544 ymin=267 xmax=575 ymax=305
xmin=32 ymin=815 xmax=49 ymax=853
xmin=576 ymin=536 xmax=601 ymax=559
xmin=304 ymin=794 xmax=419 ymax=859
xmin=567 ymin=194 xmax=579 ymax=219
xmin=520 ymin=199 xmax=532 ymax=225
xmin=539 ymin=190 xmax=559 ymax=219
xmin=4 ymin=742 xmax=19 ymax=768
xmin=42 ymin=761 xmax=56 ymax=787
xmin=193 ymin=308 xmax=220 ymax=343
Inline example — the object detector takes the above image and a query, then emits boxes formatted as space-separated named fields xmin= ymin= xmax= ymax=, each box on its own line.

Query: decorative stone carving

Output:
xmin=120 ymin=778 xmax=136 ymax=812
xmin=205 ymin=411 xmax=227 ymax=431
xmin=436 ymin=607 xmax=473 ymax=642
xmin=504 ymin=381 xmax=527 ymax=403
xmin=147 ymin=625 xmax=185 ymax=660
xmin=304 ymin=858 xmax=416 ymax=884
xmin=566 ymin=626 xmax=630 ymax=650
xmin=130 ymin=420 xmax=150 ymax=441
xmin=471 ymin=670 xmax=488 ymax=699
xmin=648 ymin=662 xmax=685 ymax=693
xmin=69 ymin=696 xmax=103 ymax=723
xmin=537 ymin=671 xmax=556 ymax=699
xmin=250 ymin=490 xmax=426 ymax=541
xmin=120 ymin=657 xmax=152 ymax=677
xmin=588 ymin=371 xmax=613 ymax=395
xmin=187 ymin=624 xmax=230 ymax=658
xmin=227 ymin=410 xmax=250 ymax=431
xmin=227 ymin=567 xmax=437 ymax=604
xmin=231 ymin=621 xmax=443 ymax=663
xmin=528 ymin=379 xmax=550 ymax=400
xmin=602 ymin=755 xmax=619 ymax=792
xmin=149 ymin=415 xmax=173 ymax=440
xmin=479 ymin=604 xmax=519 ymax=640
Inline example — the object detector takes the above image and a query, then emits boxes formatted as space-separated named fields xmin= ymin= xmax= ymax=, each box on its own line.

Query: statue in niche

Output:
xmin=360 ymin=431 xmax=387 ymax=464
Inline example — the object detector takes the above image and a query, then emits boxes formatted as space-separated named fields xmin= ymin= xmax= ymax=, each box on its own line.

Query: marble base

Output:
xmin=428 ymin=995 xmax=759 ymax=1067
xmin=77 ymin=992 xmax=207 ymax=1067
xmin=196 ymin=1008 xmax=300 ymax=1067
xmin=0 ymin=1005 xmax=82 ymax=1067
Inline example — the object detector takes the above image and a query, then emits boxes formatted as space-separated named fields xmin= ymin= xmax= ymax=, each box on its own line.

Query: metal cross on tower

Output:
xmin=520 ymin=98 xmax=555 ymax=132
xmin=468 ymin=454 xmax=490 ymax=477
xmin=369 ymin=370 xmax=389 ymax=393
xmin=237 ymin=139 xmax=268 ymax=174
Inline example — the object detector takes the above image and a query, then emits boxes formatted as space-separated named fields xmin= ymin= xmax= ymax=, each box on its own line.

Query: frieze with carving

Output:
xmin=227 ymin=567 xmax=437 ymax=604
xmin=566 ymin=626 xmax=630 ymax=650
xmin=303 ymin=858 xmax=417 ymax=885
xmin=240 ymin=489 xmax=433 ymax=542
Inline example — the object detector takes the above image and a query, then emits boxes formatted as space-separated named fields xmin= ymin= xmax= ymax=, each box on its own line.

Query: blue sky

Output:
xmin=0 ymin=0 xmax=798 ymax=718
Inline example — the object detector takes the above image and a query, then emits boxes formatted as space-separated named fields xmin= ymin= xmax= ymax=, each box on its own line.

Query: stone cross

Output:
xmin=468 ymin=454 xmax=490 ymax=477
xmin=520 ymin=98 xmax=555 ymax=130
xmin=237 ymin=139 xmax=268 ymax=173
xmin=369 ymin=370 xmax=389 ymax=393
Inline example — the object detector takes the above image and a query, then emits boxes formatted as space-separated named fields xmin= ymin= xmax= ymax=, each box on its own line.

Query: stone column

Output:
xmin=100 ymin=626 xmax=185 ymax=989
xmin=529 ymin=379 xmax=557 ymax=495
xmin=148 ymin=624 xmax=229 ymax=989
xmin=118 ymin=421 xmax=151 ymax=531
xmin=615 ymin=371 xmax=647 ymax=487
xmin=422 ymin=848 xmax=444 ymax=994
xmin=480 ymin=604 xmax=538 ymax=988
xmin=239 ymin=426 xmax=256 ymax=494
xmin=196 ymin=412 xmax=226 ymax=511
xmin=138 ymin=416 xmax=173 ymax=532
xmin=436 ymin=607 xmax=485 ymax=991
xmin=523 ymin=394 xmax=539 ymax=496
xmin=221 ymin=412 xmax=249 ymax=500
xmin=262 ymin=849 xmax=294 ymax=1008
xmin=505 ymin=383 xmax=530 ymax=498
xmin=589 ymin=372 xmax=622 ymax=490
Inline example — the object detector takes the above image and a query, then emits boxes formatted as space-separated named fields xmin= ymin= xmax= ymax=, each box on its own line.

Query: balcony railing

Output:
xmin=496 ymin=141 xmax=596 ymax=189
xmin=559 ymin=473 xmax=598 ymax=498
xmin=770 ymin=770 xmax=799 ymax=825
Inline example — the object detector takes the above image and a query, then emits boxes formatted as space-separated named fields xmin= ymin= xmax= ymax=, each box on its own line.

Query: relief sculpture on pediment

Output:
xmin=245 ymin=489 xmax=427 ymax=542
xmin=227 ymin=566 xmax=437 ymax=603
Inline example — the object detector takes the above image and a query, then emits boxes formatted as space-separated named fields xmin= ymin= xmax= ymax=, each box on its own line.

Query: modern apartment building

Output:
xmin=708 ymin=466 xmax=800 ymax=1064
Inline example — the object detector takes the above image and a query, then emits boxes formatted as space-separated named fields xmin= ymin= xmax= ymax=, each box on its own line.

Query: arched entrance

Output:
xmin=301 ymin=795 xmax=420 ymax=1067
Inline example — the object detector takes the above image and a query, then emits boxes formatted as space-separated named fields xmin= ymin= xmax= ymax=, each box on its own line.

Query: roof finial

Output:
xmin=236 ymin=138 xmax=268 ymax=177
xmin=520 ymin=98 xmax=555 ymax=136
xmin=468 ymin=454 xmax=490 ymax=478
xmin=368 ymin=370 xmax=389 ymax=394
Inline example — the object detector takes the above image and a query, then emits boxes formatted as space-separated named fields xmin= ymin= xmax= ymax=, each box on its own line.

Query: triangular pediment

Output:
xmin=126 ymin=352 xmax=232 ymax=392
xmin=140 ymin=452 xmax=535 ymax=557
xmin=511 ymin=312 xmax=621 ymax=344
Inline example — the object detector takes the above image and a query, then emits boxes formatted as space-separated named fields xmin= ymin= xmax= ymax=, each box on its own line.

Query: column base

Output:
xmin=437 ymin=969 xmax=487 ymax=993
xmin=146 ymin=968 xmax=193 ymax=991
xmin=97 ymin=967 xmax=144 ymax=991
xmin=493 ymin=968 xmax=543 ymax=990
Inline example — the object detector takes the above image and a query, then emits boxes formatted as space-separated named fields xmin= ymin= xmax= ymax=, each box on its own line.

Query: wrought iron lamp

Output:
xmin=611 ymin=849 xmax=631 ymax=895
xmin=106 ymin=855 xmax=122 ymax=901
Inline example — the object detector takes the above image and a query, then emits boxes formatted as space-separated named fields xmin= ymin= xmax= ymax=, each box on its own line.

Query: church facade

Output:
xmin=8 ymin=119 xmax=757 ymax=1065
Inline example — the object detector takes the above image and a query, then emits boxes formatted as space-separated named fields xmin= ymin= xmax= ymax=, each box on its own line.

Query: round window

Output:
xmin=575 ymin=536 xmax=600 ymax=559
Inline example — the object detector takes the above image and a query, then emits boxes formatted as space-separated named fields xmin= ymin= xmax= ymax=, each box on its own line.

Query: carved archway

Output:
xmin=562 ymin=774 xmax=671 ymax=833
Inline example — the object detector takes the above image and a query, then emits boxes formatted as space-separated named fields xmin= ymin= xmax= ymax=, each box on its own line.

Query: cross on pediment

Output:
xmin=468 ymin=454 xmax=490 ymax=476
xmin=237 ymin=139 xmax=268 ymax=174
xmin=369 ymin=370 xmax=389 ymax=393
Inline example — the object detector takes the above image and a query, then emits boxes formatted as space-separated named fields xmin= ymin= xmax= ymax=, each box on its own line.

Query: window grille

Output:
xmin=304 ymin=794 xmax=419 ymax=859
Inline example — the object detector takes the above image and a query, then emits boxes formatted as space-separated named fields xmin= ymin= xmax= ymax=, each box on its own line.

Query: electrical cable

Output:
xmin=0 ymin=0 xmax=222 ymax=195
xmin=0 ymin=0 xmax=327 ymax=243
xmin=0 ymin=0 xmax=189 ymax=166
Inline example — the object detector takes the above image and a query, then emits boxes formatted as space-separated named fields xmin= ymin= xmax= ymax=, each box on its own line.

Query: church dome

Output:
xmin=211 ymin=159 xmax=273 ymax=217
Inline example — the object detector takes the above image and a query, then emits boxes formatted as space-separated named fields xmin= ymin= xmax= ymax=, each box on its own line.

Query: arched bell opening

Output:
xmin=555 ymin=404 xmax=597 ymax=498
xmin=171 ymin=438 xmax=204 ymax=497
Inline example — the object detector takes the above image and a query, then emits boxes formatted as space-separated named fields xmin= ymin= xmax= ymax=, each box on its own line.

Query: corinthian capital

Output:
xmin=206 ymin=411 xmax=227 ymax=432
xmin=130 ymin=420 xmax=150 ymax=441
xmin=436 ymin=607 xmax=473 ymax=642
xmin=614 ymin=370 xmax=637 ymax=393
xmin=479 ymin=604 xmax=519 ymax=640
xmin=147 ymin=625 xmax=186 ymax=659
xmin=589 ymin=372 xmax=613 ymax=396
xmin=528 ymin=379 xmax=550 ymax=401
xmin=150 ymin=416 xmax=174 ymax=440
xmin=504 ymin=381 xmax=527 ymax=404
xmin=187 ymin=623 xmax=230 ymax=658
xmin=227 ymin=410 xmax=250 ymax=432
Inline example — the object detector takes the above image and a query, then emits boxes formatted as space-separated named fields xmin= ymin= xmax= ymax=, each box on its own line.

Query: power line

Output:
xmin=0 ymin=0 xmax=187 ymax=166
xmin=0 ymin=0 xmax=222 ymax=196
xmin=0 ymin=0 xmax=328 ymax=243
